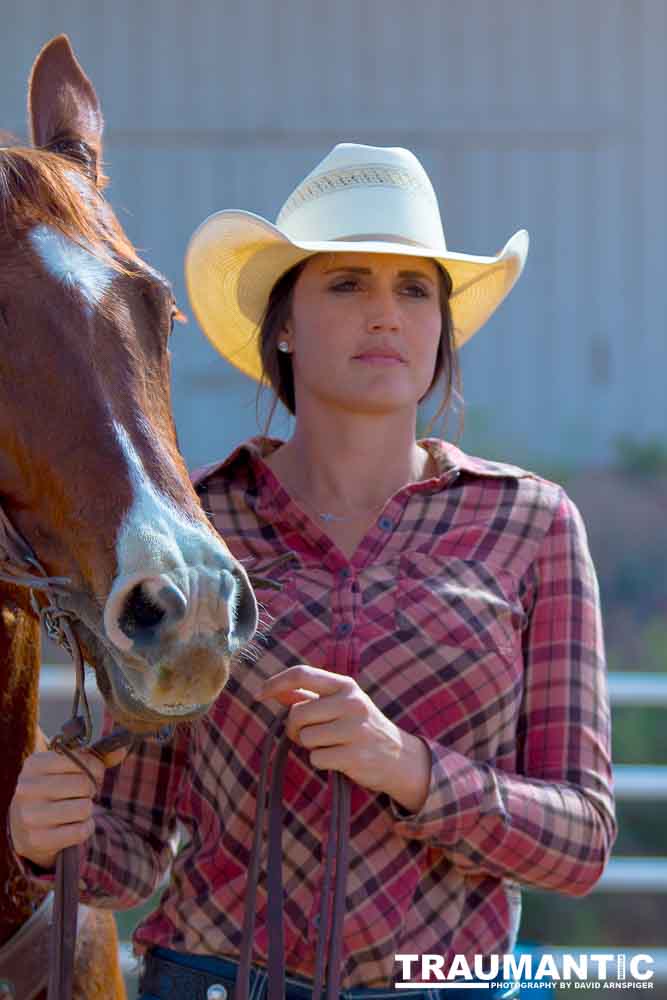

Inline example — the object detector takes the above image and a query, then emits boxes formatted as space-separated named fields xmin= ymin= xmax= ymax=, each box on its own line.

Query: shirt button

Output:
xmin=378 ymin=516 xmax=393 ymax=531
xmin=335 ymin=622 xmax=352 ymax=637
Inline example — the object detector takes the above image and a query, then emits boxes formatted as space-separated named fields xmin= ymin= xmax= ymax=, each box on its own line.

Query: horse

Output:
xmin=0 ymin=35 xmax=258 ymax=1000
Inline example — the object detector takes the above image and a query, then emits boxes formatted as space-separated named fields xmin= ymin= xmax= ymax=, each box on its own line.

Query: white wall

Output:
xmin=2 ymin=0 xmax=664 ymax=470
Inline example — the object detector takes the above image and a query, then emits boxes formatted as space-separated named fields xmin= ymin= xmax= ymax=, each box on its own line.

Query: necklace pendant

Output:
xmin=319 ymin=512 xmax=341 ymax=523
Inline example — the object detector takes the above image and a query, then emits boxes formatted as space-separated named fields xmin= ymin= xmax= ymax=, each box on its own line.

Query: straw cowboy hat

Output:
xmin=185 ymin=142 xmax=529 ymax=382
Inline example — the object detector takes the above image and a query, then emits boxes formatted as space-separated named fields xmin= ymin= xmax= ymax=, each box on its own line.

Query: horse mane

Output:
xmin=0 ymin=135 xmax=140 ymax=275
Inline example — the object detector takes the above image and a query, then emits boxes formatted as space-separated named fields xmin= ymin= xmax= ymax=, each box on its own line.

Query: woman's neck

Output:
xmin=265 ymin=413 xmax=434 ymax=514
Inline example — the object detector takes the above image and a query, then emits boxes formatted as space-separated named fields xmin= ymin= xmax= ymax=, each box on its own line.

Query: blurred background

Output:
xmin=2 ymin=0 xmax=665 ymax=995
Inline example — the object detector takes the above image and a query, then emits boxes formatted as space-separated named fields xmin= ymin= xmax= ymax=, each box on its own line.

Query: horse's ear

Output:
xmin=28 ymin=34 xmax=104 ymax=185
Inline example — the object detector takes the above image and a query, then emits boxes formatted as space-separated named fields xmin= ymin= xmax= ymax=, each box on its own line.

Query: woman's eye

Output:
xmin=329 ymin=279 xmax=430 ymax=297
xmin=330 ymin=279 xmax=358 ymax=292
xmin=403 ymin=283 xmax=429 ymax=298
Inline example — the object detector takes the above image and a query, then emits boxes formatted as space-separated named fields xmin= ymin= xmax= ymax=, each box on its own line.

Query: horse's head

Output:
xmin=0 ymin=36 xmax=258 ymax=733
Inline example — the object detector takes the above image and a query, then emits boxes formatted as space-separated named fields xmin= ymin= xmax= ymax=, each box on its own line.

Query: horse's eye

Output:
xmin=0 ymin=304 xmax=9 ymax=329
xmin=170 ymin=306 xmax=186 ymax=337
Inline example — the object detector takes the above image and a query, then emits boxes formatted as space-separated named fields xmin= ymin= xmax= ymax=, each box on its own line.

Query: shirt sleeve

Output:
xmin=80 ymin=713 xmax=190 ymax=908
xmin=11 ymin=711 xmax=190 ymax=910
xmin=388 ymin=487 xmax=618 ymax=896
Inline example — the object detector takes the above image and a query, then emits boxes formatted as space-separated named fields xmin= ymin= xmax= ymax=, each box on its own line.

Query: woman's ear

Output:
xmin=279 ymin=321 xmax=292 ymax=346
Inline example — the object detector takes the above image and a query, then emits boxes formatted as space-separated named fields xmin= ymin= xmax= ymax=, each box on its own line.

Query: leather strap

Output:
xmin=236 ymin=714 xmax=351 ymax=1000
xmin=46 ymin=727 xmax=136 ymax=1000
xmin=0 ymin=892 xmax=53 ymax=999
xmin=0 ymin=893 xmax=90 ymax=1000
xmin=0 ymin=504 xmax=39 ymax=571
xmin=47 ymin=847 xmax=81 ymax=999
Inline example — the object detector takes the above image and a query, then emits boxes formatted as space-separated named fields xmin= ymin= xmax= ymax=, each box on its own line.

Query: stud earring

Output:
xmin=277 ymin=341 xmax=291 ymax=353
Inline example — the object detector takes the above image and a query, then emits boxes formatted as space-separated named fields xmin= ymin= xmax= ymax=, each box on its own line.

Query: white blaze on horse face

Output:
xmin=104 ymin=420 xmax=236 ymax=656
xmin=28 ymin=224 xmax=114 ymax=313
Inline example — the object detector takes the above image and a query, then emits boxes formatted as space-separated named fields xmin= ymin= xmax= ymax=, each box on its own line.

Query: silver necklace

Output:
xmin=290 ymin=457 xmax=433 ymax=524
xmin=317 ymin=504 xmax=384 ymax=523
xmin=297 ymin=496 xmax=386 ymax=523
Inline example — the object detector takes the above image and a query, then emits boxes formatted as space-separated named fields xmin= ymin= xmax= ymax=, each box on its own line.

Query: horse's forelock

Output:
xmin=0 ymin=144 xmax=139 ymax=277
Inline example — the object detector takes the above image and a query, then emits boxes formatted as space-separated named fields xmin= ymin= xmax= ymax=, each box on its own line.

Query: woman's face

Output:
xmin=283 ymin=251 xmax=442 ymax=417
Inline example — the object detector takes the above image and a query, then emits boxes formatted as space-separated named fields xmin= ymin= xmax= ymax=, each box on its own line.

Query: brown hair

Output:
xmin=255 ymin=255 xmax=463 ymax=439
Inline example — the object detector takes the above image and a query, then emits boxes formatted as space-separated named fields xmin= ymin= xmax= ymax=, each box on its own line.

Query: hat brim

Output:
xmin=184 ymin=210 xmax=529 ymax=382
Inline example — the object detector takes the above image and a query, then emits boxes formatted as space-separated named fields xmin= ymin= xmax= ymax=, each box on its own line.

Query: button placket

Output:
xmin=330 ymin=566 xmax=357 ymax=645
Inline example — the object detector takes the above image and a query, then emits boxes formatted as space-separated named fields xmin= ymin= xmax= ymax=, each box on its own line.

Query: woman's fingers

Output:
xmin=17 ymin=818 xmax=95 ymax=866
xmin=263 ymin=687 xmax=320 ymax=708
xmin=20 ymin=794 xmax=94 ymax=827
xmin=17 ymin=770 xmax=98 ymax=802
xmin=296 ymin=718 xmax=358 ymax=748
xmin=259 ymin=665 xmax=353 ymax=702
xmin=22 ymin=749 xmax=106 ymax=789
xmin=9 ymin=745 xmax=120 ymax=869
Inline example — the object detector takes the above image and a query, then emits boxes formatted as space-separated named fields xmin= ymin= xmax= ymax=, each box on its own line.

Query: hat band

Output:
xmin=277 ymin=162 xmax=434 ymax=224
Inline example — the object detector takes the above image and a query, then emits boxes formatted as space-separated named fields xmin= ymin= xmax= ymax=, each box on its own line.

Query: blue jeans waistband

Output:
xmin=139 ymin=946 xmax=521 ymax=1000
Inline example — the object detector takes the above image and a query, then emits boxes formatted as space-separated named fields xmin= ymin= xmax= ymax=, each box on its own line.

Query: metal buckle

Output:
xmin=207 ymin=986 xmax=228 ymax=1000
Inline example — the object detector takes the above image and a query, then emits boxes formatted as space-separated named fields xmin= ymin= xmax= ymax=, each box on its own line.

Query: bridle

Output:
xmin=0 ymin=501 xmax=352 ymax=1000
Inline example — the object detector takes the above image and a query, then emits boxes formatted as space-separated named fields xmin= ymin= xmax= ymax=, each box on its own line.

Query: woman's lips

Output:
xmin=353 ymin=354 xmax=405 ymax=365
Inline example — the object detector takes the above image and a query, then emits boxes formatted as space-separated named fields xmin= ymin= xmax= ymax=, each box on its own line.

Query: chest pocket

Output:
xmin=395 ymin=552 xmax=521 ymax=662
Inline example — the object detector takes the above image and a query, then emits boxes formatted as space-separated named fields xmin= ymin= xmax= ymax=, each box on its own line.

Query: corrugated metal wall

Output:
xmin=2 ymin=0 xmax=665 ymax=469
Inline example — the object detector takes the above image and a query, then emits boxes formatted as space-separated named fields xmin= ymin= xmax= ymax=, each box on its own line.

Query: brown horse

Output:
xmin=0 ymin=35 xmax=258 ymax=999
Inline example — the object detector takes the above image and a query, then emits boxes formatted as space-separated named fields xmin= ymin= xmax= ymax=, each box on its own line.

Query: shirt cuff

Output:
xmin=5 ymin=811 xmax=57 ymax=892
xmin=388 ymin=739 xmax=488 ymax=845
xmin=5 ymin=812 xmax=89 ymax=893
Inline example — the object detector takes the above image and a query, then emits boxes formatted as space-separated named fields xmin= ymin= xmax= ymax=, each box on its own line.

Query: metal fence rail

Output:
xmin=612 ymin=764 xmax=667 ymax=801
xmin=607 ymin=672 xmax=667 ymax=707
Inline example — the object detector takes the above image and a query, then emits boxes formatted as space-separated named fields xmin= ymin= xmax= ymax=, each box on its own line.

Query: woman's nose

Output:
xmin=366 ymin=288 xmax=401 ymax=330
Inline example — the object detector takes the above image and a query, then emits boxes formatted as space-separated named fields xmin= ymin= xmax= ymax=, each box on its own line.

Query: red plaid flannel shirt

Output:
xmin=21 ymin=436 xmax=617 ymax=986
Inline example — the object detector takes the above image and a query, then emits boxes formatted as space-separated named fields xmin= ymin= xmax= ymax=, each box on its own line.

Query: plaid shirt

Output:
xmin=23 ymin=435 xmax=617 ymax=986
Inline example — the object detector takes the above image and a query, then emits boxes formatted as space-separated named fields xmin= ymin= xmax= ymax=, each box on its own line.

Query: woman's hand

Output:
xmin=9 ymin=745 xmax=128 ymax=870
xmin=258 ymin=665 xmax=431 ymax=813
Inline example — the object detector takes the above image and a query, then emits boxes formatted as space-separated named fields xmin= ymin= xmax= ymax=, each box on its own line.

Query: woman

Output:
xmin=9 ymin=143 xmax=617 ymax=1000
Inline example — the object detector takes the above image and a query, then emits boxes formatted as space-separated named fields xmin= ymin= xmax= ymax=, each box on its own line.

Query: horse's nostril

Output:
xmin=119 ymin=582 xmax=170 ymax=638
xmin=229 ymin=568 xmax=259 ymax=648
xmin=106 ymin=575 xmax=190 ymax=650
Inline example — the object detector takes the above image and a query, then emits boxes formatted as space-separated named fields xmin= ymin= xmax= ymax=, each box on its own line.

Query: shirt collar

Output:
xmin=190 ymin=436 xmax=535 ymax=497
xmin=419 ymin=437 xmax=536 ymax=481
